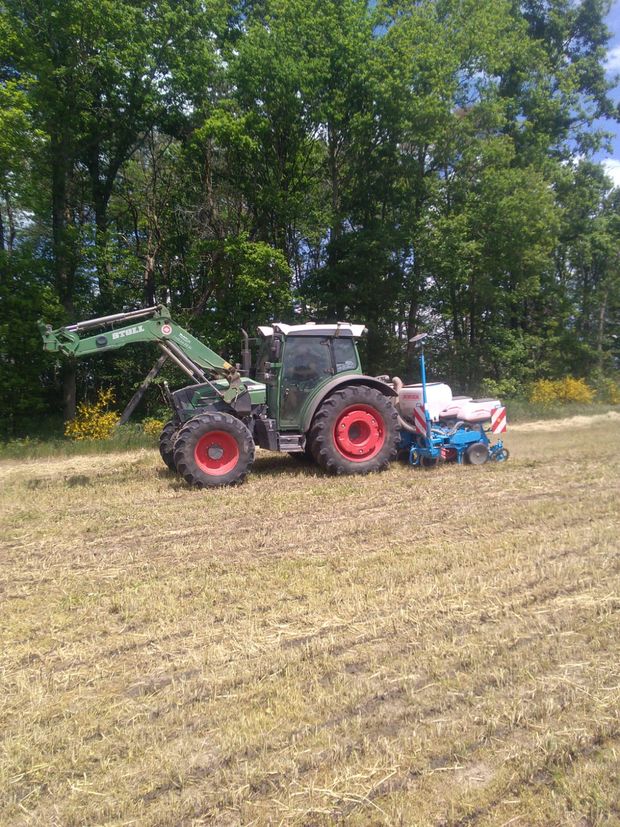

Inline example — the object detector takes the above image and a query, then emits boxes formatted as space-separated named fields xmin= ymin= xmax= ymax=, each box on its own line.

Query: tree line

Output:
xmin=1 ymin=0 xmax=619 ymax=435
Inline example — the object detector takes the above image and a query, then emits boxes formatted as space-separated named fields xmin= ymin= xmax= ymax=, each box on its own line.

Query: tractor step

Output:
xmin=278 ymin=433 xmax=305 ymax=452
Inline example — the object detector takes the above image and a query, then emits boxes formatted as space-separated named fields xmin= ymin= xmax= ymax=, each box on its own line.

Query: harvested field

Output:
xmin=1 ymin=418 xmax=619 ymax=826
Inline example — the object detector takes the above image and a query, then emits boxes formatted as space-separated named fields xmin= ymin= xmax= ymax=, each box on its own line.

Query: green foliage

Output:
xmin=0 ymin=253 xmax=65 ymax=436
xmin=598 ymin=377 xmax=620 ymax=405
xmin=0 ymin=0 xmax=619 ymax=425
xmin=480 ymin=377 xmax=522 ymax=400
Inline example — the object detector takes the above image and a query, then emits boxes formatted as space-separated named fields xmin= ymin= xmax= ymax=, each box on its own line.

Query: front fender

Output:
xmin=302 ymin=375 xmax=396 ymax=433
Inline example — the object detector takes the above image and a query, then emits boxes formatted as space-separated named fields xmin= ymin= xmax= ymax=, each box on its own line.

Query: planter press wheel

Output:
xmin=465 ymin=442 xmax=489 ymax=466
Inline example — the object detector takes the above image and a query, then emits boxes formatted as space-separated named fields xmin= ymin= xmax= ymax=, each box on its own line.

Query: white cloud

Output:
xmin=605 ymin=45 xmax=620 ymax=74
xmin=601 ymin=158 xmax=620 ymax=188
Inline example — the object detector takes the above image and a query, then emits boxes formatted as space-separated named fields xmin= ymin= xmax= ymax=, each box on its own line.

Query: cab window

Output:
xmin=333 ymin=337 xmax=358 ymax=373
xmin=282 ymin=337 xmax=332 ymax=383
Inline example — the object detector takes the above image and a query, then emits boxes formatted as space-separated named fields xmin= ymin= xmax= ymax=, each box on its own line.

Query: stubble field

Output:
xmin=1 ymin=414 xmax=619 ymax=826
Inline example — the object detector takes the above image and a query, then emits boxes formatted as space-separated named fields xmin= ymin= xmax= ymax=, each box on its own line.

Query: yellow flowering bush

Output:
xmin=529 ymin=377 xmax=594 ymax=405
xmin=529 ymin=379 xmax=557 ymax=405
xmin=560 ymin=377 xmax=595 ymax=403
xmin=142 ymin=417 xmax=165 ymax=437
xmin=65 ymin=389 xmax=120 ymax=440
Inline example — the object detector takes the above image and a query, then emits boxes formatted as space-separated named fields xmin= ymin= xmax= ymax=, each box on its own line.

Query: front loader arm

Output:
xmin=39 ymin=305 xmax=244 ymax=403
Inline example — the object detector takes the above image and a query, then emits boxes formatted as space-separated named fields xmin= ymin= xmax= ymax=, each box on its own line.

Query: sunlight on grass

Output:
xmin=1 ymin=419 xmax=619 ymax=824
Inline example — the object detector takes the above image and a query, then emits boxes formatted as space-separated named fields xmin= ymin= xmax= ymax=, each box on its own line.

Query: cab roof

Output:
xmin=257 ymin=322 xmax=366 ymax=338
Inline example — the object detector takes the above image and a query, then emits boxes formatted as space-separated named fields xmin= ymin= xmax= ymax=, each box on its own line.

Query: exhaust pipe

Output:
xmin=389 ymin=375 xmax=416 ymax=432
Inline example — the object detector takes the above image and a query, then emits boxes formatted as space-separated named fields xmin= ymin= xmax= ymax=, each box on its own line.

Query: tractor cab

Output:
xmin=255 ymin=322 xmax=366 ymax=429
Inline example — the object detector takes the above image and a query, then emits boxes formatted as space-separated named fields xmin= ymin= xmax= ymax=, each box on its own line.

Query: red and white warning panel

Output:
xmin=414 ymin=403 xmax=427 ymax=435
xmin=491 ymin=406 xmax=507 ymax=434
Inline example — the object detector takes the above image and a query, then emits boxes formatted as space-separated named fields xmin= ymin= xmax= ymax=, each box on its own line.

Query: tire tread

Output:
xmin=173 ymin=412 xmax=255 ymax=487
xmin=308 ymin=385 xmax=398 ymax=475
xmin=159 ymin=419 xmax=179 ymax=471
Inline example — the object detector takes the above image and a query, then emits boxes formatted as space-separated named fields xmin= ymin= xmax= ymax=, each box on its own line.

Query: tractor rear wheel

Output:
xmin=309 ymin=385 xmax=398 ymax=475
xmin=173 ymin=412 xmax=255 ymax=487
xmin=159 ymin=419 xmax=179 ymax=471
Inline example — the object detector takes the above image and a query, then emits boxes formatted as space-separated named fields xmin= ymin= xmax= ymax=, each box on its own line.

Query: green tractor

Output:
xmin=40 ymin=305 xmax=399 ymax=487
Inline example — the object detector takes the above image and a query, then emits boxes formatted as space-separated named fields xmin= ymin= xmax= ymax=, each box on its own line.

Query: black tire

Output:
xmin=308 ymin=385 xmax=398 ymax=475
xmin=173 ymin=412 xmax=255 ymax=488
xmin=159 ymin=419 xmax=179 ymax=471
xmin=465 ymin=442 xmax=489 ymax=466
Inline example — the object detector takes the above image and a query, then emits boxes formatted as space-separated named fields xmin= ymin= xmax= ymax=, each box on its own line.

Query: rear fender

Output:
xmin=302 ymin=375 xmax=396 ymax=433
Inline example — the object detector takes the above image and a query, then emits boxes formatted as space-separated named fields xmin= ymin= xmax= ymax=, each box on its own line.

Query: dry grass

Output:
xmin=1 ymin=418 xmax=619 ymax=826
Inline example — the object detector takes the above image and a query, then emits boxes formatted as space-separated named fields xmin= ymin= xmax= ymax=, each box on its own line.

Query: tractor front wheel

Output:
xmin=173 ymin=413 xmax=255 ymax=487
xmin=159 ymin=419 xmax=180 ymax=471
xmin=309 ymin=385 xmax=398 ymax=475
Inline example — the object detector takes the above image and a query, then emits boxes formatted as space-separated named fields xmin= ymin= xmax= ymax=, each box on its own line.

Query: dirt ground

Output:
xmin=1 ymin=418 xmax=619 ymax=825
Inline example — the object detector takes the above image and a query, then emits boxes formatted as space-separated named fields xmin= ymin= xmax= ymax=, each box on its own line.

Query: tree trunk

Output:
xmin=92 ymin=154 xmax=115 ymax=308
xmin=62 ymin=361 xmax=77 ymax=423
xmin=95 ymin=202 xmax=113 ymax=305
xmin=405 ymin=250 xmax=422 ymax=370
xmin=88 ymin=134 xmax=120 ymax=307
xmin=405 ymin=149 xmax=428 ymax=371
xmin=51 ymin=133 xmax=77 ymax=420
xmin=327 ymin=124 xmax=344 ymax=319
xmin=143 ymin=245 xmax=157 ymax=306
xmin=4 ymin=191 xmax=16 ymax=252
xmin=469 ymin=272 xmax=476 ymax=346
xmin=450 ymin=283 xmax=461 ymax=341
xmin=596 ymin=287 xmax=608 ymax=371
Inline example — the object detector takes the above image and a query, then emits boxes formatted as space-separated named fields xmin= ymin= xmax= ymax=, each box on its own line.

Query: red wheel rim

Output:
xmin=194 ymin=430 xmax=239 ymax=476
xmin=333 ymin=404 xmax=385 ymax=462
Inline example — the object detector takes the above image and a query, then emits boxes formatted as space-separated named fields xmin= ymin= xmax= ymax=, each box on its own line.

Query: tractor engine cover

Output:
xmin=398 ymin=382 xmax=452 ymax=422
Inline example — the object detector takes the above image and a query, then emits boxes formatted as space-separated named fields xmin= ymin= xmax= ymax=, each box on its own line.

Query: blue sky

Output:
xmin=599 ymin=1 xmax=620 ymax=184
